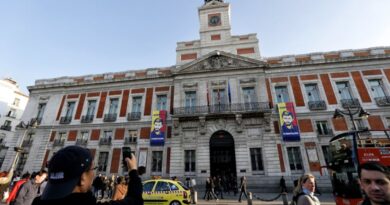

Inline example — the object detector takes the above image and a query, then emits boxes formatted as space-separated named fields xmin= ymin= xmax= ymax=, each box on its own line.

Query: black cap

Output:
xmin=41 ymin=146 xmax=93 ymax=200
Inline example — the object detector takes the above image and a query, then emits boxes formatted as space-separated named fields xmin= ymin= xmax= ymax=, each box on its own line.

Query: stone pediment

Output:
xmin=176 ymin=50 xmax=266 ymax=74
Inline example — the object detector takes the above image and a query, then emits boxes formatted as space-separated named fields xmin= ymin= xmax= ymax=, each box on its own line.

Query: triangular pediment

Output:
xmin=202 ymin=0 xmax=227 ymax=8
xmin=175 ymin=50 xmax=267 ymax=74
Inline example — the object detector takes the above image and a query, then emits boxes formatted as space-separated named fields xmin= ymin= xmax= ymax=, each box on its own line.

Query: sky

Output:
xmin=1 ymin=0 xmax=390 ymax=94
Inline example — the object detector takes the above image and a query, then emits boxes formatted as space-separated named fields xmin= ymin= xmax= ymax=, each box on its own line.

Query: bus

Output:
xmin=327 ymin=130 xmax=390 ymax=205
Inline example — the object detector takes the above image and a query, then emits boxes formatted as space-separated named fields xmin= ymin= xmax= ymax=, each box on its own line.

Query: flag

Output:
xmin=228 ymin=80 xmax=232 ymax=104
xmin=206 ymin=82 xmax=210 ymax=107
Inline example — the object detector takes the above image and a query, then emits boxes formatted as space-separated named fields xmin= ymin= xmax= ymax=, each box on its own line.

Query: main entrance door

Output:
xmin=210 ymin=131 xmax=237 ymax=179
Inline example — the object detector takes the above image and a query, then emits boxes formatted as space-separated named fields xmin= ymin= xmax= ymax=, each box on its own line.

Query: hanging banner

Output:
xmin=150 ymin=110 xmax=167 ymax=146
xmin=358 ymin=147 xmax=390 ymax=166
xmin=278 ymin=102 xmax=300 ymax=141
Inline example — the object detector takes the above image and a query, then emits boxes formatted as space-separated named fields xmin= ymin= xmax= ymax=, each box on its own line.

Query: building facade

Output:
xmin=2 ymin=0 xmax=390 ymax=191
xmin=0 ymin=78 xmax=28 ymax=168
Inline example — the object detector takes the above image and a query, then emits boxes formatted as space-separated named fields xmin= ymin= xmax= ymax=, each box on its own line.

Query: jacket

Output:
xmin=6 ymin=178 xmax=28 ymax=204
xmin=14 ymin=179 xmax=40 ymax=205
xmin=31 ymin=170 xmax=143 ymax=205
xmin=296 ymin=194 xmax=320 ymax=205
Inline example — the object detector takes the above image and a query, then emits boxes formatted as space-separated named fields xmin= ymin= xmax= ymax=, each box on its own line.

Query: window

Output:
xmin=369 ymin=79 xmax=387 ymax=98
xmin=13 ymin=98 xmax=20 ymax=106
xmin=97 ymin=152 xmax=109 ymax=172
xmin=155 ymin=181 xmax=171 ymax=191
xmin=275 ymin=86 xmax=290 ymax=103
xmin=242 ymin=87 xmax=256 ymax=103
xmin=132 ymin=97 xmax=142 ymax=113
xmin=59 ymin=132 xmax=67 ymax=141
xmin=322 ymin=145 xmax=330 ymax=165
xmin=336 ymin=82 xmax=353 ymax=100
xmin=250 ymin=148 xmax=264 ymax=171
xmin=212 ymin=89 xmax=226 ymax=105
xmin=305 ymin=84 xmax=321 ymax=101
xmin=184 ymin=150 xmax=196 ymax=172
xmin=7 ymin=109 xmax=16 ymax=118
xmin=3 ymin=120 xmax=11 ymax=126
xmin=152 ymin=151 xmax=163 ymax=172
xmin=86 ymin=100 xmax=97 ymax=116
xmin=287 ymin=147 xmax=303 ymax=171
xmin=65 ymin=102 xmax=76 ymax=118
xmin=16 ymin=153 xmax=28 ymax=173
xmin=156 ymin=95 xmax=167 ymax=111
xmin=316 ymin=121 xmax=331 ymax=135
xmin=127 ymin=130 xmax=138 ymax=143
xmin=354 ymin=119 xmax=366 ymax=130
xmin=80 ymin=131 xmax=89 ymax=141
xmin=103 ymin=131 xmax=113 ymax=140
xmin=169 ymin=182 xmax=179 ymax=191
xmin=36 ymin=103 xmax=46 ymax=119
xmin=108 ymin=98 xmax=119 ymax=114
xmin=185 ymin=91 xmax=196 ymax=112
xmin=143 ymin=181 xmax=156 ymax=192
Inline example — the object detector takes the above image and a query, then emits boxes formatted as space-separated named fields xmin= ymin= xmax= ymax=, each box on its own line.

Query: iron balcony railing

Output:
xmin=81 ymin=115 xmax=94 ymax=123
xmin=127 ymin=112 xmax=141 ymax=121
xmin=124 ymin=137 xmax=137 ymax=145
xmin=374 ymin=96 xmax=390 ymax=106
xmin=22 ymin=139 xmax=33 ymax=147
xmin=340 ymin=98 xmax=360 ymax=108
xmin=173 ymin=102 xmax=270 ymax=116
xmin=317 ymin=129 xmax=333 ymax=137
xmin=30 ymin=117 xmax=42 ymax=125
xmin=308 ymin=100 xmax=327 ymax=110
xmin=53 ymin=139 xmax=65 ymax=147
xmin=99 ymin=137 xmax=112 ymax=145
xmin=75 ymin=139 xmax=88 ymax=146
xmin=59 ymin=116 xmax=72 ymax=124
xmin=103 ymin=113 xmax=117 ymax=122
xmin=0 ymin=125 xmax=11 ymax=131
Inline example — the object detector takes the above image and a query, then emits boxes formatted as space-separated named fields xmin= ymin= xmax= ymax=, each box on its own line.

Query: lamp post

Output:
xmin=333 ymin=106 xmax=370 ymax=170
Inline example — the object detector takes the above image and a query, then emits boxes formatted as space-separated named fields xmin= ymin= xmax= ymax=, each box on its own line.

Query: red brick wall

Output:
xmin=320 ymin=74 xmax=337 ymax=105
xmin=237 ymin=48 xmax=255 ymax=55
xmin=87 ymin=92 xmax=100 ymax=97
xmin=368 ymin=115 xmax=385 ymax=130
xmin=384 ymin=69 xmax=390 ymax=83
xmin=120 ymin=90 xmax=130 ymax=117
xmin=91 ymin=129 xmax=100 ymax=141
xmin=181 ymin=53 xmax=197 ymax=61
xmin=114 ymin=73 xmax=126 ymax=79
xmin=290 ymin=76 xmax=305 ymax=106
xmin=274 ymin=121 xmax=280 ymax=134
xmin=304 ymin=142 xmax=321 ymax=172
xmin=49 ymin=131 xmax=56 ymax=142
xmin=332 ymin=118 xmax=348 ymax=131
xmin=140 ymin=127 xmax=151 ymax=139
xmin=167 ymin=126 xmax=172 ymax=139
xmin=131 ymin=88 xmax=145 ymax=94
xmin=75 ymin=93 xmax=86 ymax=120
xmin=271 ymin=77 xmax=288 ymax=83
xmin=300 ymin=75 xmax=318 ymax=81
xmin=298 ymin=119 xmax=313 ymax=132
xmin=351 ymin=71 xmax=371 ymax=103
xmin=115 ymin=128 xmax=125 ymax=140
xmin=155 ymin=86 xmax=170 ymax=92
xmin=330 ymin=72 xmax=349 ymax=78
xmin=67 ymin=130 xmax=78 ymax=141
xmin=67 ymin=94 xmax=79 ymax=99
xmin=324 ymin=53 xmax=340 ymax=60
xmin=266 ymin=78 xmax=273 ymax=108
xmin=166 ymin=147 xmax=171 ymax=174
xmin=144 ymin=88 xmax=153 ymax=116
xmin=56 ymin=95 xmax=66 ymax=121
xmin=109 ymin=90 xmax=122 ymax=96
xmin=211 ymin=34 xmax=221 ymax=40
xmin=42 ymin=150 xmax=50 ymax=168
xmin=277 ymin=144 xmax=285 ymax=172
xmin=362 ymin=69 xmax=382 ymax=76
xmin=96 ymin=92 xmax=107 ymax=118
xmin=110 ymin=148 xmax=121 ymax=173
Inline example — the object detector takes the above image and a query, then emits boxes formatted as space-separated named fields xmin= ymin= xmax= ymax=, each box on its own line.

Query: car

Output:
xmin=142 ymin=178 xmax=191 ymax=205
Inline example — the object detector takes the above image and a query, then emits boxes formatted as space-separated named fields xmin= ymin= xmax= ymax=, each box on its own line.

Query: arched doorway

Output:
xmin=210 ymin=131 xmax=237 ymax=180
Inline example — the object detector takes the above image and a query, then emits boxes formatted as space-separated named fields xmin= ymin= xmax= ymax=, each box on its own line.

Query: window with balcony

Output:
xmin=212 ymin=89 xmax=227 ymax=112
xmin=316 ymin=121 xmax=332 ymax=136
xmin=97 ymin=152 xmax=109 ymax=172
xmin=305 ymin=84 xmax=326 ymax=110
xmin=337 ymin=82 xmax=359 ymax=108
xmin=22 ymin=133 xmax=34 ymax=147
xmin=125 ymin=130 xmax=138 ymax=144
xmin=13 ymin=98 xmax=20 ymax=106
xmin=152 ymin=151 xmax=163 ymax=172
xmin=7 ymin=109 xmax=16 ymax=118
xmin=275 ymin=86 xmax=290 ymax=103
xmin=16 ymin=153 xmax=28 ymax=173
xmin=250 ymin=148 xmax=264 ymax=172
xmin=242 ymin=87 xmax=257 ymax=110
xmin=76 ymin=131 xmax=89 ymax=146
xmin=156 ymin=95 xmax=167 ymax=111
xmin=369 ymin=79 xmax=390 ymax=106
xmin=185 ymin=91 xmax=197 ymax=113
xmin=53 ymin=132 xmax=66 ymax=147
xmin=287 ymin=147 xmax=303 ymax=172
xmin=322 ymin=145 xmax=330 ymax=165
xmin=184 ymin=150 xmax=196 ymax=172
xmin=61 ymin=102 xmax=75 ymax=124
xmin=82 ymin=100 xmax=96 ymax=123
xmin=129 ymin=96 xmax=142 ymax=120
xmin=1 ymin=120 xmax=12 ymax=131
xmin=36 ymin=103 xmax=46 ymax=123
xmin=104 ymin=98 xmax=118 ymax=122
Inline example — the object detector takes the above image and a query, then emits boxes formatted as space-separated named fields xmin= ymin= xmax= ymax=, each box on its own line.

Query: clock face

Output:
xmin=209 ymin=15 xmax=221 ymax=26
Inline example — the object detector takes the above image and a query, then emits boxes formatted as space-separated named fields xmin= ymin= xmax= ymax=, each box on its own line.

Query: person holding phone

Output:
xmin=31 ymin=145 xmax=143 ymax=205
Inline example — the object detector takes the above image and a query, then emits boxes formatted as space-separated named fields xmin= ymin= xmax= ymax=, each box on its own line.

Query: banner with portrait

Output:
xmin=278 ymin=102 xmax=300 ymax=141
xmin=150 ymin=110 xmax=167 ymax=146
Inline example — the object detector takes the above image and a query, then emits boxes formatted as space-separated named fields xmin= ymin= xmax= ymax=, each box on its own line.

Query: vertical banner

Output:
xmin=150 ymin=110 xmax=167 ymax=146
xmin=278 ymin=102 xmax=300 ymax=141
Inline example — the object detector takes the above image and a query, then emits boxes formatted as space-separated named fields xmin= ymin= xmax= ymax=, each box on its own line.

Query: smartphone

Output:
xmin=122 ymin=147 xmax=132 ymax=167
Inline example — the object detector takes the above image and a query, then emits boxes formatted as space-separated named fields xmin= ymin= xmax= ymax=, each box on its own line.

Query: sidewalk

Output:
xmin=194 ymin=192 xmax=336 ymax=205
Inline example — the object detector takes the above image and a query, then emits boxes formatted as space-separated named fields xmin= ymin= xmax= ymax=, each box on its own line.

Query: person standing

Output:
xmin=280 ymin=176 xmax=287 ymax=193
xmin=238 ymin=176 xmax=248 ymax=202
xmin=358 ymin=162 xmax=390 ymax=205
xmin=14 ymin=170 xmax=47 ymax=205
xmin=6 ymin=173 xmax=31 ymax=204
xmin=292 ymin=173 xmax=320 ymax=205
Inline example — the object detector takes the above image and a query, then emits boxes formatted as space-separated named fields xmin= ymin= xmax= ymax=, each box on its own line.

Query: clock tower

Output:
xmin=176 ymin=0 xmax=261 ymax=65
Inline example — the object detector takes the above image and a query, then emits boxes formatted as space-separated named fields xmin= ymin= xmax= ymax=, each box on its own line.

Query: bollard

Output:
xmin=281 ymin=193 xmax=288 ymax=205
xmin=193 ymin=191 xmax=197 ymax=204
xmin=247 ymin=192 xmax=253 ymax=205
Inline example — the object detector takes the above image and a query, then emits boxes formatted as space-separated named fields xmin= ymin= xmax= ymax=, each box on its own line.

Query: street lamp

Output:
xmin=333 ymin=106 xmax=370 ymax=170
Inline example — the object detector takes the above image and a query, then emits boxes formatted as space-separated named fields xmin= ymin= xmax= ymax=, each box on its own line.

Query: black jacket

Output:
xmin=31 ymin=170 xmax=143 ymax=205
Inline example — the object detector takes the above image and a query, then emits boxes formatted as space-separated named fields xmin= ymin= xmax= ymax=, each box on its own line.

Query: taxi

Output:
xmin=142 ymin=178 xmax=191 ymax=205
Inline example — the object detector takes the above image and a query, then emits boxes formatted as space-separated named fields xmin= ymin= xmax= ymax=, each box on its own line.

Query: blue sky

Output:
xmin=1 ymin=0 xmax=390 ymax=94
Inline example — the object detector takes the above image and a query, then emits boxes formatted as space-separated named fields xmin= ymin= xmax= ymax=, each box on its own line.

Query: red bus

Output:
xmin=327 ymin=130 xmax=390 ymax=205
